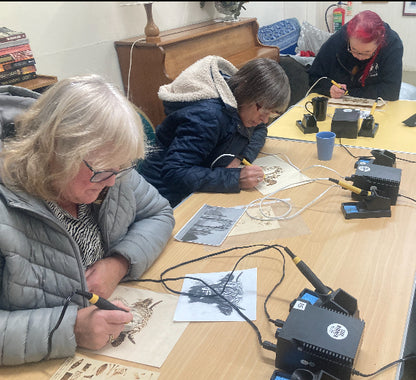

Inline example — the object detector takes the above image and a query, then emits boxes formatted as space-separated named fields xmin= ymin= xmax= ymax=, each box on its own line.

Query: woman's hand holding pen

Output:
xmin=74 ymin=301 xmax=133 ymax=350
xmin=330 ymin=80 xmax=348 ymax=98
xmin=239 ymin=165 xmax=264 ymax=189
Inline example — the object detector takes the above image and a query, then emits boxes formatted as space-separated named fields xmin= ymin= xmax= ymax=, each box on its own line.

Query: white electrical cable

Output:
xmin=210 ymin=154 xmax=236 ymax=169
xmin=239 ymin=153 xmax=345 ymax=221
xmin=126 ymin=38 xmax=144 ymax=100
xmin=305 ymin=76 xmax=329 ymax=98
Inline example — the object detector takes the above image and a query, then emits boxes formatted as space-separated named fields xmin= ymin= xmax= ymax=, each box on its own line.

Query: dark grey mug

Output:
xmin=305 ymin=96 xmax=328 ymax=121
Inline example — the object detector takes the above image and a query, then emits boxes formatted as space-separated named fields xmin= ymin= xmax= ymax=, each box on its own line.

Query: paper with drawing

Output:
xmin=229 ymin=205 xmax=280 ymax=236
xmin=50 ymin=354 xmax=159 ymax=379
xmin=253 ymin=155 xmax=310 ymax=195
xmin=90 ymin=286 xmax=188 ymax=368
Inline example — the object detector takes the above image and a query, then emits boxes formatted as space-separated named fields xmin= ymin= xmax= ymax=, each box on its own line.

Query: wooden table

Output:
xmin=1 ymin=138 xmax=415 ymax=380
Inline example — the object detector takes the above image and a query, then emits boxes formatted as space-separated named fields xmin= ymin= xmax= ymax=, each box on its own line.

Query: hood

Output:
xmin=158 ymin=55 xmax=238 ymax=108
xmin=0 ymin=85 xmax=39 ymax=140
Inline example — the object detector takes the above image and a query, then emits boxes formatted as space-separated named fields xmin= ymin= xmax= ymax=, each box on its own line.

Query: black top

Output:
xmin=308 ymin=22 xmax=403 ymax=101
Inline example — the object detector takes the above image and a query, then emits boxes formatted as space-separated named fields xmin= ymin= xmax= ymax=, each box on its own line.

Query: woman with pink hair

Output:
xmin=309 ymin=10 xmax=403 ymax=100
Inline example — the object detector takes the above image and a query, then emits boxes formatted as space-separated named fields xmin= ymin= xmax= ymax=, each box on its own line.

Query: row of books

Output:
xmin=0 ymin=26 xmax=37 ymax=86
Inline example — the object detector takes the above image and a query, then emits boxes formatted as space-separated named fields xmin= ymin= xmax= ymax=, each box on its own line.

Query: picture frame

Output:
xmin=403 ymin=1 xmax=416 ymax=16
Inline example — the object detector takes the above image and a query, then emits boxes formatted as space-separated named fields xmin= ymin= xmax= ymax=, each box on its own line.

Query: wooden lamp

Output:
xmin=144 ymin=2 xmax=160 ymax=42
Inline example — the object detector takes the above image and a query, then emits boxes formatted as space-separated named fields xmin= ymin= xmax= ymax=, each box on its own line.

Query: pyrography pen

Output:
xmin=328 ymin=178 xmax=372 ymax=197
xmin=283 ymin=246 xmax=332 ymax=296
xmin=370 ymin=100 xmax=377 ymax=116
xmin=241 ymin=158 xmax=266 ymax=179
xmin=331 ymin=79 xmax=349 ymax=96
xmin=241 ymin=158 xmax=252 ymax=166
xmin=75 ymin=290 xmax=128 ymax=312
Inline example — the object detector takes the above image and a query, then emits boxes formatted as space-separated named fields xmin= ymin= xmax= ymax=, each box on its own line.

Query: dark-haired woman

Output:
xmin=139 ymin=55 xmax=290 ymax=208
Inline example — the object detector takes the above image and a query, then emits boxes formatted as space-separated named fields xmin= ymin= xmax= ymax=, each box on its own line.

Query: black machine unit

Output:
xmin=274 ymin=302 xmax=365 ymax=380
xmin=331 ymin=108 xmax=360 ymax=139
xmin=350 ymin=163 xmax=402 ymax=205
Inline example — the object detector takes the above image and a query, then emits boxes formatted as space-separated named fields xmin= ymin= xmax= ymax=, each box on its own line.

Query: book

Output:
xmin=0 ymin=48 xmax=34 ymax=65
xmin=0 ymin=27 xmax=26 ymax=43
xmin=0 ymin=64 xmax=36 ymax=81
xmin=0 ymin=37 xmax=30 ymax=50
xmin=0 ymin=71 xmax=37 ymax=85
xmin=0 ymin=58 xmax=36 ymax=72
xmin=0 ymin=42 xmax=31 ymax=56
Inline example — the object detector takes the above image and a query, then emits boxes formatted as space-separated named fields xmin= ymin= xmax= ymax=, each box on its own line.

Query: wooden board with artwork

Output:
xmin=328 ymin=95 xmax=387 ymax=108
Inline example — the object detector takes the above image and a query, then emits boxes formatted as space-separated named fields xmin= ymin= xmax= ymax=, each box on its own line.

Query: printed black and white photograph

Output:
xmin=174 ymin=204 xmax=245 ymax=246
xmin=173 ymin=268 xmax=257 ymax=322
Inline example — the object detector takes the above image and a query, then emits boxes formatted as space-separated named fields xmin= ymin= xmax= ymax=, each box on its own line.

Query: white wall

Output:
xmin=1 ymin=1 xmax=415 ymax=93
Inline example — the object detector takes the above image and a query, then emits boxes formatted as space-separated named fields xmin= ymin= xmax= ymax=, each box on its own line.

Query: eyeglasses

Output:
xmin=256 ymin=103 xmax=281 ymax=119
xmin=347 ymin=41 xmax=377 ymax=59
xmin=83 ymin=160 xmax=137 ymax=183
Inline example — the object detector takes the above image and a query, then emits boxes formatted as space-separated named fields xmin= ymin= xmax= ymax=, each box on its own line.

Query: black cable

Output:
xmin=352 ymin=354 xmax=416 ymax=377
xmin=339 ymin=138 xmax=416 ymax=166
xmin=44 ymin=293 xmax=75 ymax=360
xmin=263 ymin=246 xmax=286 ymax=323
xmin=339 ymin=138 xmax=372 ymax=160
xmin=137 ymin=244 xmax=287 ymax=348
xmin=398 ymin=193 xmax=416 ymax=203
xmin=397 ymin=156 xmax=416 ymax=163
xmin=339 ymin=139 xmax=358 ymax=158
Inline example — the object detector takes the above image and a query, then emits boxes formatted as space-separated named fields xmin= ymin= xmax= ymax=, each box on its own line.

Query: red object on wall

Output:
xmin=333 ymin=5 xmax=345 ymax=32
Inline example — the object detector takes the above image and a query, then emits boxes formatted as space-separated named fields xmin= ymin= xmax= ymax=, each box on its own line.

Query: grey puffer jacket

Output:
xmin=0 ymin=171 xmax=174 ymax=366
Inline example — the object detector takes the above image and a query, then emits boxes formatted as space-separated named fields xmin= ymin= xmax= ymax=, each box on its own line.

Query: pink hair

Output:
xmin=347 ymin=10 xmax=386 ymax=87
xmin=347 ymin=10 xmax=386 ymax=44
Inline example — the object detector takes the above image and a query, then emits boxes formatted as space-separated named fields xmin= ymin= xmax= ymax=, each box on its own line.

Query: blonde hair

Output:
xmin=0 ymin=74 xmax=145 ymax=201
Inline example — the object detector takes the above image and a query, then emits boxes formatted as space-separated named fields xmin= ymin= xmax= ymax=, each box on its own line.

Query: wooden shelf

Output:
xmin=13 ymin=74 xmax=58 ymax=92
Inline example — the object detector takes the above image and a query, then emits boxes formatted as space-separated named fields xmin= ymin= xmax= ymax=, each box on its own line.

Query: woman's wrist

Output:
xmin=110 ymin=253 xmax=130 ymax=279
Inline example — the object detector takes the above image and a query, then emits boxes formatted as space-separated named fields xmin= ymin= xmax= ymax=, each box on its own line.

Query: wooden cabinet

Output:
xmin=115 ymin=17 xmax=279 ymax=127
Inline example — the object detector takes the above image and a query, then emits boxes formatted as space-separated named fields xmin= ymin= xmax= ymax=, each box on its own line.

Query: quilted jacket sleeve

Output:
xmin=160 ymin=104 xmax=243 ymax=197
xmin=0 ymin=303 xmax=78 ymax=365
xmin=101 ymin=172 xmax=175 ymax=281
xmin=239 ymin=124 xmax=268 ymax=163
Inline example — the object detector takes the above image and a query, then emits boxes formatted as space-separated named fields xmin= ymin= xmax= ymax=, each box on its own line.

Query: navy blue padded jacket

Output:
xmin=139 ymin=98 xmax=267 ymax=207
